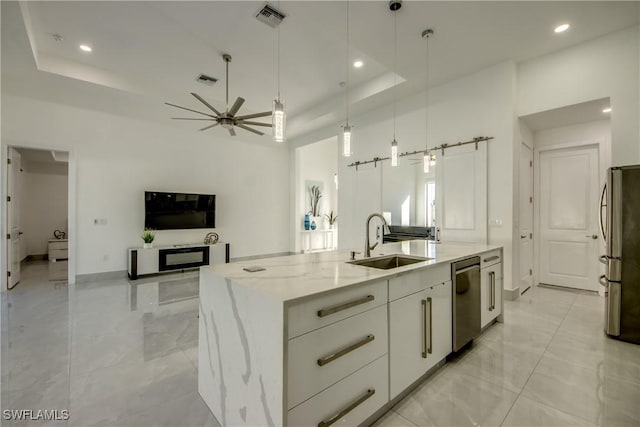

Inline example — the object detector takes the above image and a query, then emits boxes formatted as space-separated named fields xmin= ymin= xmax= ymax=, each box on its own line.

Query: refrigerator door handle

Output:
xmin=599 ymin=183 xmax=607 ymax=244
xmin=599 ymin=274 xmax=609 ymax=288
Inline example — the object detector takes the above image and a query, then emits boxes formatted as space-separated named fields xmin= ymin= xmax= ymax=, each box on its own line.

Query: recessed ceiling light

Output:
xmin=602 ymin=107 xmax=612 ymax=113
xmin=554 ymin=24 xmax=570 ymax=33
xmin=79 ymin=44 xmax=92 ymax=52
xmin=353 ymin=60 xmax=364 ymax=68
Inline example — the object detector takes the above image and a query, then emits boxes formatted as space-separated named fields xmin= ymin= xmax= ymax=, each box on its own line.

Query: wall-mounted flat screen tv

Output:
xmin=145 ymin=191 xmax=215 ymax=230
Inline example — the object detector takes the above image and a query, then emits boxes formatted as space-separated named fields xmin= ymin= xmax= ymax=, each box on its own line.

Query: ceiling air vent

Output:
xmin=195 ymin=74 xmax=218 ymax=86
xmin=256 ymin=3 xmax=286 ymax=28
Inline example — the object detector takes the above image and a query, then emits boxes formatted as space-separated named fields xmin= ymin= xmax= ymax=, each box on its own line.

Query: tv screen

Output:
xmin=145 ymin=191 xmax=215 ymax=230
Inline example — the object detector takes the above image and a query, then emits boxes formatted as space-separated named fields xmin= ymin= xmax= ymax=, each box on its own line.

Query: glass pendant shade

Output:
xmin=343 ymin=125 xmax=352 ymax=157
xmin=273 ymin=99 xmax=286 ymax=142
xmin=391 ymin=139 xmax=398 ymax=167
xmin=423 ymin=152 xmax=430 ymax=173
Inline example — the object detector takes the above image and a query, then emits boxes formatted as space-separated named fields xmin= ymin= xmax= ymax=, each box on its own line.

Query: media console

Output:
xmin=127 ymin=242 xmax=230 ymax=280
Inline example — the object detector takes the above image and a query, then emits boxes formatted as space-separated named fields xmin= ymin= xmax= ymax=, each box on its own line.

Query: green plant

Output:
xmin=141 ymin=228 xmax=156 ymax=243
xmin=308 ymin=185 xmax=322 ymax=216
xmin=324 ymin=210 xmax=338 ymax=226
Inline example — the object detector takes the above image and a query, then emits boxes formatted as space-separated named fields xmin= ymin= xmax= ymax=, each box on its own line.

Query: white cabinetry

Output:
xmin=48 ymin=239 xmax=68 ymax=261
xmin=389 ymin=270 xmax=452 ymax=399
xmin=286 ymin=280 xmax=388 ymax=426
xmin=480 ymin=250 xmax=503 ymax=328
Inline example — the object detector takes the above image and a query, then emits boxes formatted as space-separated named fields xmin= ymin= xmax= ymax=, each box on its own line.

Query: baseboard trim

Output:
xmin=229 ymin=251 xmax=295 ymax=262
xmin=504 ymin=286 xmax=520 ymax=301
xmin=76 ymin=270 xmax=127 ymax=283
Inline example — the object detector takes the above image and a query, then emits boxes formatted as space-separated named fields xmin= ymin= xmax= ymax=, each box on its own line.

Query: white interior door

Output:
xmin=538 ymin=145 xmax=599 ymax=291
xmin=519 ymin=143 xmax=533 ymax=294
xmin=435 ymin=143 xmax=487 ymax=243
xmin=7 ymin=148 xmax=22 ymax=289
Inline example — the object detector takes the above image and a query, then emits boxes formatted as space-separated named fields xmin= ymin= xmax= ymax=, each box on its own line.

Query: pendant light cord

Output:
xmin=277 ymin=1 xmax=281 ymax=100
xmin=393 ymin=11 xmax=397 ymax=140
xmin=345 ymin=0 xmax=349 ymax=126
xmin=425 ymin=31 xmax=429 ymax=153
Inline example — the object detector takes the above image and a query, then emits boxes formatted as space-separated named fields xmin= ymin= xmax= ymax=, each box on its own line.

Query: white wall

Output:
xmin=295 ymin=137 xmax=338 ymax=251
xmin=533 ymin=120 xmax=611 ymax=151
xmin=1 ymin=94 xmax=291 ymax=276
xmin=21 ymin=160 xmax=68 ymax=256
xmin=518 ymin=26 xmax=639 ymax=166
xmin=323 ymin=61 xmax=517 ymax=290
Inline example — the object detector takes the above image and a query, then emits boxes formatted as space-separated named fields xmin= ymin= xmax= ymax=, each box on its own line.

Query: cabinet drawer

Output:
xmin=287 ymin=305 xmax=387 ymax=409
xmin=48 ymin=241 xmax=68 ymax=250
xmin=287 ymin=280 xmax=387 ymax=339
xmin=49 ymin=249 xmax=68 ymax=260
xmin=288 ymin=355 xmax=388 ymax=427
xmin=481 ymin=250 xmax=501 ymax=268
xmin=389 ymin=263 xmax=450 ymax=301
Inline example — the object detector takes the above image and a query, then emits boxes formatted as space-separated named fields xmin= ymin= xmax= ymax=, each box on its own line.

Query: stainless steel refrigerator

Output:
xmin=601 ymin=165 xmax=640 ymax=344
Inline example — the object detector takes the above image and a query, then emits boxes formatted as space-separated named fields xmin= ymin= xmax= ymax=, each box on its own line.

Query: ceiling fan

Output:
xmin=165 ymin=54 xmax=272 ymax=136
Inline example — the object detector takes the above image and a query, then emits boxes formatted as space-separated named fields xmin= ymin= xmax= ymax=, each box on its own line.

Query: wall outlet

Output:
xmin=94 ymin=218 xmax=107 ymax=225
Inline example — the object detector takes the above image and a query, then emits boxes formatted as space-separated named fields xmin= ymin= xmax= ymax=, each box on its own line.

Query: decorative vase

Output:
xmin=143 ymin=242 xmax=153 ymax=249
xmin=304 ymin=214 xmax=310 ymax=231
xmin=310 ymin=221 xmax=317 ymax=230
xmin=311 ymin=216 xmax=323 ymax=230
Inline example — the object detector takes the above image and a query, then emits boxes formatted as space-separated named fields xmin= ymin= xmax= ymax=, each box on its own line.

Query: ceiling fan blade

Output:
xmin=228 ymin=127 xmax=236 ymax=137
xmin=228 ymin=97 xmax=245 ymax=116
xmin=172 ymin=118 xmax=217 ymax=121
xmin=165 ymin=103 xmax=217 ymax=118
xmin=236 ymin=124 xmax=264 ymax=136
xmin=200 ymin=122 xmax=220 ymax=131
xmin=190 ymin=93 xmax=222 ymax=116
xmin=235 ymin=111 xmax=272 ymax=120
xmin=238 ymin=121 xmax=272 ymax=127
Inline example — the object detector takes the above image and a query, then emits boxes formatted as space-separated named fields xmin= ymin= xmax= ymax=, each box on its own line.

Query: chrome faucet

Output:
xmin=365 ymin=213 xmax=390 ymax=257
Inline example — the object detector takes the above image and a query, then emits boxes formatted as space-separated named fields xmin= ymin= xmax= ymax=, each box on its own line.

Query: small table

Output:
xmin=300 ymin=229 xmax=336 ymax=253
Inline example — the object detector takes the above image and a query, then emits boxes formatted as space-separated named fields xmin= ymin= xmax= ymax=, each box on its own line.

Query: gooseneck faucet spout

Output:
xmin=365 ymin=213 xmax=390 ymax=257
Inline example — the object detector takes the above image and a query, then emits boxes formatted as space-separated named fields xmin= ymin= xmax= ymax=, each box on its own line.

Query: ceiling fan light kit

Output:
xmin=166 ymin=53 xmax=272 ymax=137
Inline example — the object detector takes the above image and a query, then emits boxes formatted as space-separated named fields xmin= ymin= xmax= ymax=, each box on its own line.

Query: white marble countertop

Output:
xmin=201 ymin=240 xmax=501 ymax=304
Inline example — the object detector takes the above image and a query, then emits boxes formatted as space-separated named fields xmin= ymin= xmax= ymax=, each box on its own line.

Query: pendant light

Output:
xmin=342 ymin=1 xmax=352 ymax=157
xmin=272 ymin=2 xmax=286 ymax=142
xmin=390 ymin=0 xmax=401 ymax=167
xmin=422 ymin=28 xmax=434 ymax=173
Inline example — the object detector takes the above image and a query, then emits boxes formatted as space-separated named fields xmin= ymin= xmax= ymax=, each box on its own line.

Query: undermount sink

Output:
xmin=348 ymin=254 xmax=431 ymax=270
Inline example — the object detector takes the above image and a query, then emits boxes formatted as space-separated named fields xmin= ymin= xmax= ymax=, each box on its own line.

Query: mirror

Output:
xmin=381 ymin=160 xmax=436 ymax=229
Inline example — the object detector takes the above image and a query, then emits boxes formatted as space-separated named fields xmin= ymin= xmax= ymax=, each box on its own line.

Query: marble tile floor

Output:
xmin=2 ymin=262 xmax=640 ymax=427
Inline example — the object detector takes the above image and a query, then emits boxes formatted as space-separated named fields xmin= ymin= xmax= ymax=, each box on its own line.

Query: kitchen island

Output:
xmin=198 ymin=240 xmax=503 ymax=426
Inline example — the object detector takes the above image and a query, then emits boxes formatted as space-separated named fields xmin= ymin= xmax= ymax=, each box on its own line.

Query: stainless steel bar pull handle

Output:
xmin=483 ymin=255 xmax=499 ymax=263
xmin=317 ymin=295 xmax=374 ymax=318
xmin=490 ymin=272 xmax=496 ymax=310
xmin=421 ymin=299 xmax=428 ymax=358
xmin=317 ymin=335 xmax=375 ymax=366
xmin=317 ymin=388 xmax=376 ymax=427
xmin=427 ymin=297 xmax=433 ymax=355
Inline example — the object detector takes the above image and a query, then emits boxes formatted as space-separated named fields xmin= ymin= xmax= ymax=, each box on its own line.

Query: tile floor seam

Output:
xmin=392 ymin=409 xmax=420 ymax=427
xmin=498 ymin=294 xmax=577 ymax=427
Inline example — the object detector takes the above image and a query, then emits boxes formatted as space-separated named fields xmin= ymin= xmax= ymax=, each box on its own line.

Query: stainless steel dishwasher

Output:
xmin=452 ymin=256 xmax=481 ymax=351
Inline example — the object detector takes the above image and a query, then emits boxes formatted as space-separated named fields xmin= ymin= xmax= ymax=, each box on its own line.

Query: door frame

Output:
xmin=1 ymin=144 xmax=77 ymax=291
xmin=533 ymin=140 xmax=609 ymax=293
xmin=519 ymin=141 xmax=534 ymax=294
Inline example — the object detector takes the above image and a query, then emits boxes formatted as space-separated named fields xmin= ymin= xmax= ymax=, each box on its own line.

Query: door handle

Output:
xmin=421 ymin=299 xmax=428 ymax=359
xmin=586 ymin=234 xmax=598 ymax=239
xmin=520 ymin=234 xmax=527 ymax=239
xmin=599 ymin=255 xmax=608 ymax=265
